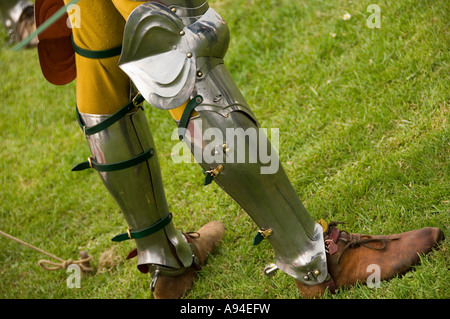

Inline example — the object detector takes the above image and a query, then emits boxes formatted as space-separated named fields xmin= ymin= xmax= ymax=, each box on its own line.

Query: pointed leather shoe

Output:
xmin=152 ymin=221 xmax=225 ymax=299
xmin=296 ymin=222 xmax=444 ymax=298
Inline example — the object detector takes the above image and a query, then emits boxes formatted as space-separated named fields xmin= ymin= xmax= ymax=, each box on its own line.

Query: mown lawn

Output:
xmin=0 ymin=0 xmax=448 ymax=299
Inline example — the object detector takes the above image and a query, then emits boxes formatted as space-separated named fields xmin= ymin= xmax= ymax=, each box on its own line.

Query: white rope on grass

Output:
xmin=0 ymin=229 xmax=93 ymax=273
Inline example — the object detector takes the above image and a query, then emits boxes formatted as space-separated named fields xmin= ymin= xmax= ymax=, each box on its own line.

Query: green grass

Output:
xmin=0 ymin=0 xmax=448 ymax=299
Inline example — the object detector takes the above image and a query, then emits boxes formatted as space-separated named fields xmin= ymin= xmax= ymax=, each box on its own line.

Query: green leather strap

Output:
xmin=111 ymin=213 xmax=173 ymax=242
xmin=252 ymin=229 xmax=273 ymax=245
xmin=72 ymin=34 xmax=122 ymax=59
xmin=253 ymin=232 xmax=265 ymax=245
xmin=72 ymin=148 xmax=154 ymax=172
xmin=203 ymin=171 xmax=214 ymax=186
xmin=178 ymin=95 xmax=203 ymax=140
xmin=76 ymin=93 xmax=145 ymax=136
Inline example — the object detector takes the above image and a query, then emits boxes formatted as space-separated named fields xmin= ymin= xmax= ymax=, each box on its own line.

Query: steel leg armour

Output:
xmin=183 ymin=67 xmax=328 ymax=284
xmin=73 ymin=101 xmax=196 ymax=279
xmin=119 ymin=1 xmax=328 ymax=285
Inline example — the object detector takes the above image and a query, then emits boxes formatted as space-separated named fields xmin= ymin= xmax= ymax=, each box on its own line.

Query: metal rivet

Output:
xmin=313 ymin=269 xmax=320 ymax=276
xmin=303 ymin=275 xmax=310 ymax=281
xmin=195 ymin=96 xmax=203 ymax=103
xmin=206 ymin=165 xmax=224 ymax=177
xmin=179 ymin=30 xmax=185 ymax=36
xmin=259 ymin=228 xmax=273 ymax=239
xmin=197 ymin=71 xmax=203 ymax=77
xmin=171 ymin=7 xmax=177 ymax=13
xmin=264 ymin=264 xmax=279 ymax=278
xmin=222 ymin=143 xmax=229 ymax=153
xmin=150 ymin=269 xmax=160 ymax=292
xmin=186 ymin=52 xmax=193 ymax=58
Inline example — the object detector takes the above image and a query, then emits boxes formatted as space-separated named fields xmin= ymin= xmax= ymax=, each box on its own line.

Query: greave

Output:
xmin=180 ymin=65 xmax=328 ymax=285
xmin=73 ymin=101 xmax=195 ymax=278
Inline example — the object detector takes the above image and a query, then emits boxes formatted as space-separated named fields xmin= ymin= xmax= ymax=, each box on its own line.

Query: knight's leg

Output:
xmin=119 ymin=1 xmax=444 ymax=298
xmin=65 ymin=0 xmax=224 ymax=298
xmin=174 ymin=65 xmax=330 ymax=286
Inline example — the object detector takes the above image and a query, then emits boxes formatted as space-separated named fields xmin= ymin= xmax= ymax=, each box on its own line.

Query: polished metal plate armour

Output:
xmin=80 ymin=108 xmax=194 ymax=274
xmin=119 ymin=1 xmax=328 ymax=284
xmin=119 ymin=2 xmax=229 ymax=110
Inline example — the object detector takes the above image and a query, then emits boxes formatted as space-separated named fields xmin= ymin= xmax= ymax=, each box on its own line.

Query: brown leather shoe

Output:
xmin=152 ymin=221 xmax=225 ymax=299
xmin=296 ymin=222 xmax=444 ymax=298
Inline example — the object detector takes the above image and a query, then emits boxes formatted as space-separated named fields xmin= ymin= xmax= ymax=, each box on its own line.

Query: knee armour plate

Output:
xmin=119 ymin=1 xmax=229 ymax=110
xmin=119 ymin=1 xmax=328 ymax=285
